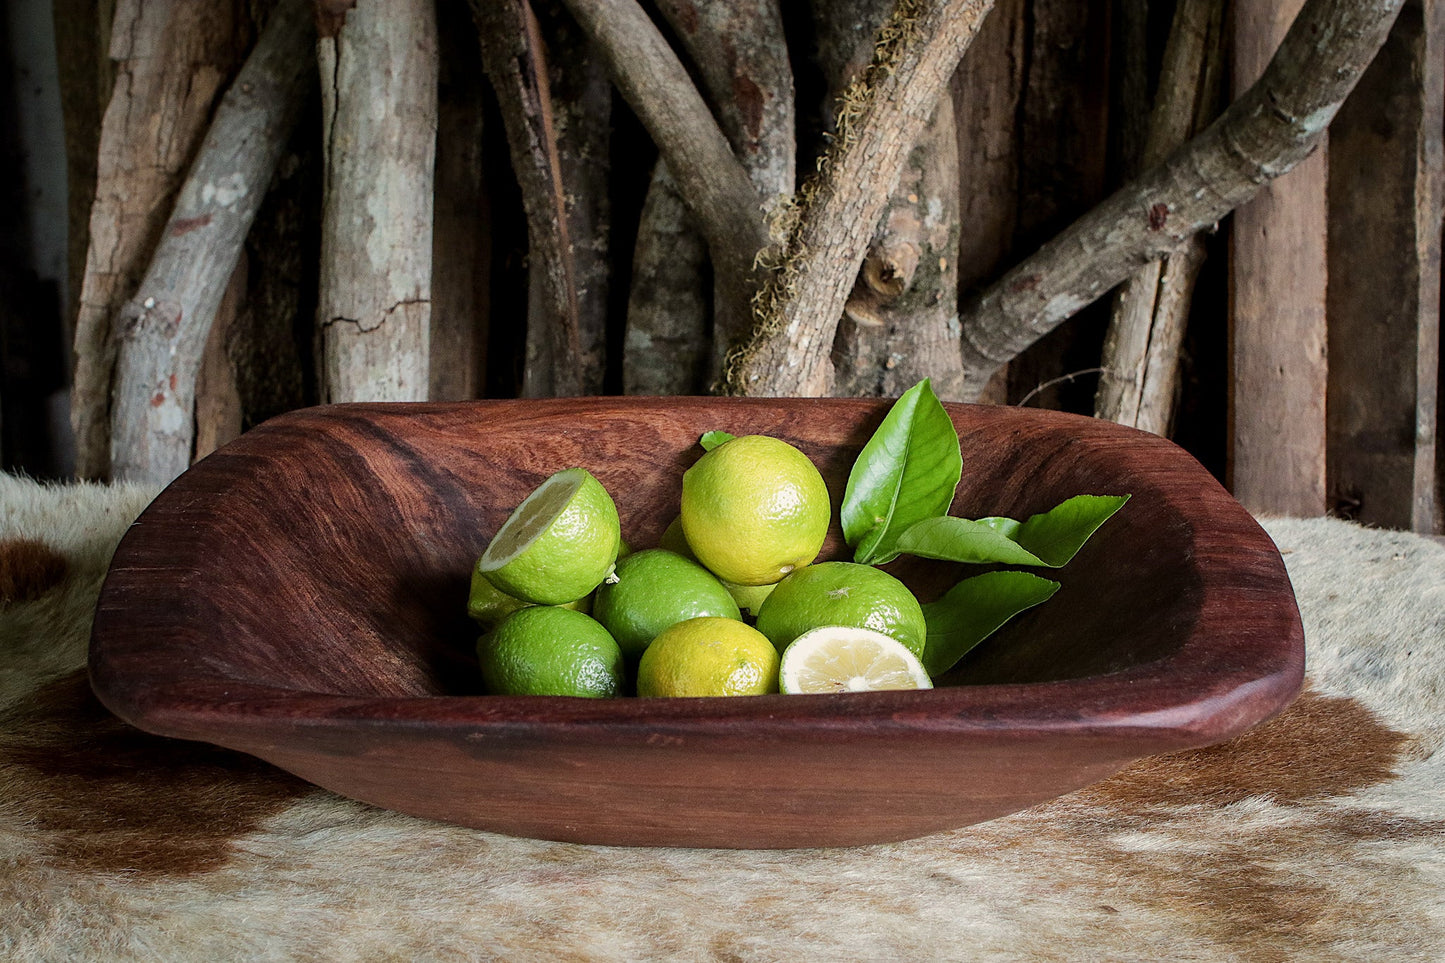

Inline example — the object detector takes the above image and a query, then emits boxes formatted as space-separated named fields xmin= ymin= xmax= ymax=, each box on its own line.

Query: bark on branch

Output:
xmin=316 ymin=0 xmax=438 ymax=403
xmin=724 ymin=0 xmax=996 ymax=396
xmin=559 ymin=0 xmax=772 ymax=311
xmin=623 ymin=0 xmax=793 ymax=394
xmin=957 ymin=0 xmax=1406 ymax=399
xmin=1094 ymin=0 xmax=1224 ymax=433
xmin=108 ymin=0 xmax=313 ymax=483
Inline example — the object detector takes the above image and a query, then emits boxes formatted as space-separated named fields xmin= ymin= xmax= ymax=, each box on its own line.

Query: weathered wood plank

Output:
xmin=1326 ymin=0 xmax=1442 ymax=533
xmin=1004 ymin=0 xmax=1112 ymax=412
xmin=429 ymin=0 xmax=490 ymax=402
xmin=1229 ymin=0 xmax=1329 ymax=517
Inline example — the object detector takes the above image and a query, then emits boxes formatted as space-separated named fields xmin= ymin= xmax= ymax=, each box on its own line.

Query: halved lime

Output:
xmin=476 ymin=467 xmax=620 ymax=605
xmin=779 ymin=626 xmax=932 ymax=694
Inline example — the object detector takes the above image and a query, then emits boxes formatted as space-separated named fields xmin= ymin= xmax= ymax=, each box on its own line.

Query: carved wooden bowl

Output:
xmin=89 ymin=398 xmax=1304 ymax=848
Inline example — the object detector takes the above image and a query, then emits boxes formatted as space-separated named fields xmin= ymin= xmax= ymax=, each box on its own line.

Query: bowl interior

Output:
xmin=140 ymin=398 xmax=1203 ymax=700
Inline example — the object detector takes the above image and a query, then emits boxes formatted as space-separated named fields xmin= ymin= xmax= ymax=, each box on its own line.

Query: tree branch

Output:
xmin=108 ymin=0 xmax=313 ymax=483
xmin=316 ymin=0 xmax=438 ymax=403
xmin=958 ymin=0 xmax=1406 ymax=399
xmin=1095 ymin=0 xmax=1224 ymax=431
xmin=559 ymin=0 xmax=771 ymax=306
xmin=724 ymin=0 xmax=996 ymax=396
xmin=623 ymin=0 xmax=794 ymax=393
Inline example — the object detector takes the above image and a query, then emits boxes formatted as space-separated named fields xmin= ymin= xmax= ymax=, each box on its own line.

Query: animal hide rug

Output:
xmin=1 ymin=472 xmax=1442 ymax=960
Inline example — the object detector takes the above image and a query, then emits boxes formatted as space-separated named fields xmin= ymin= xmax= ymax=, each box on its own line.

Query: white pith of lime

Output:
xmin=779 ymin=625 xmax=933 ymax=694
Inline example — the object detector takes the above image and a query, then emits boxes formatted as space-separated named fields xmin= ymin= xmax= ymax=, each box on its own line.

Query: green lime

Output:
xmin=722 ymin=580 xmax=776 ymax=617
xmin=467 ymin=566 xmax=589 ymax=628
xmin=635 ymin=616 xmax=780 ymax=697
xmin=680 ymin=435 xmax=830 ymax=586
xmin=779 ymin=625 xmax=932 ymax=694
xmin=657 ymin=516 xmax=696 ymax=560
xmin=477 ymin=606 xmax=623 ymax=697
xmin=754 ymin=561 xmax=926 ymax=658
xmin=476 ymin=467 xmax=620 ymax=605
xmin=467 ymin=566 xmax=531 ymax=626
xmin=592 ymin=549 xmax=740 ymax=659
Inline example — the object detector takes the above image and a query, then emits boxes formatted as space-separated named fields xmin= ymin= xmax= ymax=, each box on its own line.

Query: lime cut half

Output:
xmin=779 ymin=626 xmax=933 ymax=694
xmin=477 ymin=467 xmax=620 ymax=605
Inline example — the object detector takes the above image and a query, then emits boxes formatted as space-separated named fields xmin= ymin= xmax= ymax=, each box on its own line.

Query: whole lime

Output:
xmin=475 ymin=467 xmax=620 ymax=605
xmin=754 ymin=561 xmax=927 ymax=658
xmin=592 ymin=549 xmax=741 ymax=659
xmin=477 ymin=606 xmax=623 ymax=697
xmin=680 ymin=435 xmax=830 ymax=586
xmin=635 ymin=616 xmax=780 ymax=697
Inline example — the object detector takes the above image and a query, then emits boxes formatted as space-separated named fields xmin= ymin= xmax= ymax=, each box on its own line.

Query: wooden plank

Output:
xmin=1229 ymin=0 xmax=1329 ymax=517
xmin=1004 ymin=0 xmax=1113 ymax=412
xmin=949 ymin=0 xmax=1025 ymax=405
xmin=1326 ymin=0 xmax=1442 ymax=533
xmin=429 ymin=0 xmax=490 ymax=402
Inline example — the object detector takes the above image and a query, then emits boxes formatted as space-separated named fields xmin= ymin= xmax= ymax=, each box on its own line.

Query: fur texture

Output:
xmin=1 ymin=473 xmax=1442 ymax=960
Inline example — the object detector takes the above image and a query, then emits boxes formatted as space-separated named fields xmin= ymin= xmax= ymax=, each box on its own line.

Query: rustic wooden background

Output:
xmin=0 ymin=0 xmax=1439 ymax=532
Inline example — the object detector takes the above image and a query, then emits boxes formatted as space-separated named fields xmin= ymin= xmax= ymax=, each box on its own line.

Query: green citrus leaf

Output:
xmin=893 ymin=515 xmax=1048 ymax=566
xmin=921 ymin=571 xmax=1060 ymax=677
xmin=699 ymin=430 xmax=736 ymax=451
xmin=1013 ymin=494 xmax=1131 ymax=567
xmin=895 ymin=494 xmax=1130 ymax=568
xmin=841 ymin=379 xmax=963 ymax=565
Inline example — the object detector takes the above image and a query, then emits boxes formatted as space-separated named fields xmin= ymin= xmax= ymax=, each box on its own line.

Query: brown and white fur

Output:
xmin=2 ymin=473 xmax=1442 ymax=961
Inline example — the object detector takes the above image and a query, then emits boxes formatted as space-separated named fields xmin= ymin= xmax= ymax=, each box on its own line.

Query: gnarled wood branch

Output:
xmin=622 ymin=0 xmax=793 ymax=394
xmin=71 ymin=0 xmax=252 ymax=479
xmin=724 ymin=0 xmax=996 ymax=396
xmin=559 ymin=0 xmax=771 ymax=317
xmin=108 ymin=0 xmax=313 ymax=483
xmin=819 ymin=0 xmax=965 ymax=400
xmin=473 ymin=0 xmax=583 ymax=397
xmin=1094 ymin=0 xmax=1224 ymax=433
xmin=958 ymin=0 xmax=1406 ymax=400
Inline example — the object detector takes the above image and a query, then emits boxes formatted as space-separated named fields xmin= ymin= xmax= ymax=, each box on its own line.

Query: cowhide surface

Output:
xmin=1 ymin=471 xmax=1442 ymax=961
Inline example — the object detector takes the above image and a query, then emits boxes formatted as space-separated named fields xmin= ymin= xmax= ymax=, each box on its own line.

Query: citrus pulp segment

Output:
xmin=476 ymin=467 xmax=620 ymax=605
xmin=592 ymin=549 xmax=741 ymax=659
xmin=778 ymin=626 xmax=933 ymax=694
xmin=753 ymin=561 xmax=927 ymax=658
xmin=679 ymin=434 xmax=830 ymax=586
xmin=635 ymin=616 xmax=780 ymax=697
xmin=477 ymin=605 xmax=624 ymax=697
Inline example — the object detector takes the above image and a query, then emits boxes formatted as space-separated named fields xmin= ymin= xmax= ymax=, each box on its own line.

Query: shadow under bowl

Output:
xmin=89 ymin=398 xmax=1304 ymax=849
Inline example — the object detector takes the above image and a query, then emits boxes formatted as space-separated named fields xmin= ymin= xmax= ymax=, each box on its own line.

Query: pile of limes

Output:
xmin=470 ymin=435 xmax=932 ymax=698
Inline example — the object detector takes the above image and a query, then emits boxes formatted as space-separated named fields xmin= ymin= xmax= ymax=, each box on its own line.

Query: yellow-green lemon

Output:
xmin=635 ymin=616 xmax=780 ymax=697
xmin=679 ymin=435 xmax=830 ymax=586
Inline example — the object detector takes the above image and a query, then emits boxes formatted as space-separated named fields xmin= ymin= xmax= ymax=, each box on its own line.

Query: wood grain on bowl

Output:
xmin=88 ymin=399 xmax=1304 ymax=848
